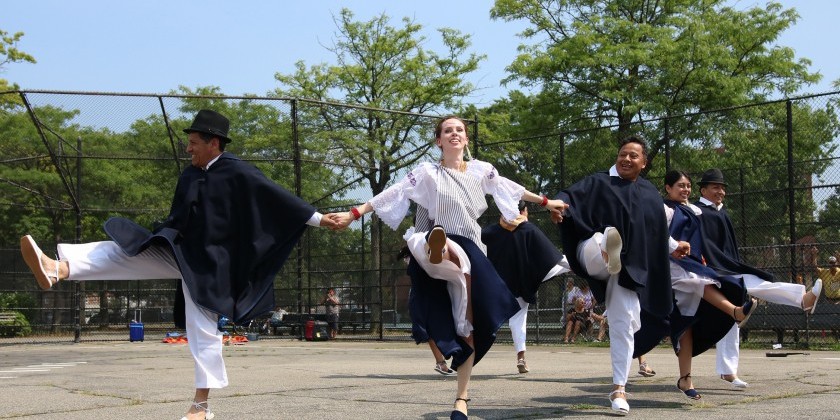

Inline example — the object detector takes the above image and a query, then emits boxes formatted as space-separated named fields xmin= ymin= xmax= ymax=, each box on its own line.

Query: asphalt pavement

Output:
xmin=1 ymin=338 xmax=837 ymax=419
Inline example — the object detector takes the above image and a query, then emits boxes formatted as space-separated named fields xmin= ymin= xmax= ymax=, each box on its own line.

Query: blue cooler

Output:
xmin=129 ymin=310 xmax=144 ymax=342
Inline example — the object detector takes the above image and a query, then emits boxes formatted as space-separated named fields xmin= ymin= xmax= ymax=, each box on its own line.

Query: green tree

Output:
xmin=490 ymin=0 xmax=821 ymax=164
xmin=273 ymin=9 xmax=482 ymax=193
xmin=272 ymin=8 xmax=484 ymax=318
xmin=0 ymin=28 xmax=36 ymax=103
xmin=480 ymin=1 xmax=840 ymax=273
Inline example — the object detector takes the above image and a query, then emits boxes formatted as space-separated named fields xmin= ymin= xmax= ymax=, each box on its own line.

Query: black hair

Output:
xmin=664 ymin=169 xmax=691 ymax=187
xmin=619 ymin=135 xmax=648 ymax=160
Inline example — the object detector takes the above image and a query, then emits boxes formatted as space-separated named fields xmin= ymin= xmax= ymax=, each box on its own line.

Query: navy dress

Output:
xmin=666 ymin=200 xmax=746 ymax=356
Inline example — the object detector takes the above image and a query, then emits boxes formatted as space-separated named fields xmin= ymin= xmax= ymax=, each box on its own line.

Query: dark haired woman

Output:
xmin=661 ymin=169 xmax=754 ymax=400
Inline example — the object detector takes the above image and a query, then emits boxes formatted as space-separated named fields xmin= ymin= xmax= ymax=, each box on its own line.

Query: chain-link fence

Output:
xmin=476 ymin=91 xmax=840 ymax=348
xmin=1 ymin=89 xmax=839 ymax=349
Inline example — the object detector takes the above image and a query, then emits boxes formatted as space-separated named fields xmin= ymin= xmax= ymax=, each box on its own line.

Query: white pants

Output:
xmin=509 ymin=297 xmax=529 ymax=353
xmin=742 ymin=274 xmax=805 ymax=307
xmin=716 ymin=324 xmax=740 ymax=376
xmin=714 ymin=273 xmax=805 ymax=376
xmin=509 ymin=261 xmax=571 ymax=353
xmin=58 ymin=241 xmax=229 ymax=389
xmin=578 ymin=233 xmax=640 ymax=386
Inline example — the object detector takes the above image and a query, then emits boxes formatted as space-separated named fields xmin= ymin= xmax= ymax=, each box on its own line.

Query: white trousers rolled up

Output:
xmin=578 ymin=233 xmax=640 ymax=386
xmin=714 ymin=273 xmax=805 ymax=377
xmin=509 ymin=298 xmax=529 ymax=353
xmin=508 ymin=261 xmax=571 ymax=353
xmin=58 ymin=241 xmax=229 ymax=389
xmin=716 ymin=324 xmax=740 ymax=376
xmin=741 ymin=274 xmax=805 ymax=307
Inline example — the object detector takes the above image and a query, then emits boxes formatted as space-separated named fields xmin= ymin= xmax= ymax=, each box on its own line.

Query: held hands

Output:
xmin=324 ymin=204 xmax=368 ymax=231
xmin=547 ymin=199 xmax=569 ymax=223
xmin=319 ymin=215 xmax=341 ymax=230
xmin=322 ymin=212 xmax=354 ymax=230
xmin=671 ymin=241 xmax=691 ymax=259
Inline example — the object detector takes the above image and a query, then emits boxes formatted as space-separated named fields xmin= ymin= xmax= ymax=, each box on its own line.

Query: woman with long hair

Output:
xmin=331 ymin=115 xmax=566 ymax=419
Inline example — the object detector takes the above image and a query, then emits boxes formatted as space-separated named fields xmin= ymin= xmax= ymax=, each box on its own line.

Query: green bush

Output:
xmin=0 ymin=293 xmax=35 ymax=337
xmin=0 ymin=310 xmax=31 ymax=337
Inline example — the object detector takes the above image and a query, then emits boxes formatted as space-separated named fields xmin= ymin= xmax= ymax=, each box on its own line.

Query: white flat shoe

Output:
xmin=425 ymin=226 xmax=447 ymax=265
xmin=803 ymin=279 xmax=822 ymax=314
xmin=20 ymin=235 xmax=58 ymax=290
xmin=603 ymin=227 xmax=623 ymax=275
xmin=608 ymin=390 xmax=629 ymax=415
xmin=180 ymin=401 xmax=215 ymax=420
xmin=721 ymin=374 xmax=748 ymax=388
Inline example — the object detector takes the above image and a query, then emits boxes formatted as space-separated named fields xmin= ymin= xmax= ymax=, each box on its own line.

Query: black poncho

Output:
xmin=105 ymin=152 xmax=315 ymax=327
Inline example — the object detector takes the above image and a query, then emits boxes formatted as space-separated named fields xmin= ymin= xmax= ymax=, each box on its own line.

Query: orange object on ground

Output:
xmin=223 ymin=335 xmax=249 ymax=345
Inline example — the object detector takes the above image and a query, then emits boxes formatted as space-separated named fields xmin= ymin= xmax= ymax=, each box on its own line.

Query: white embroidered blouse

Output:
xmin=369 ymin=160 xmax=525 ymax=252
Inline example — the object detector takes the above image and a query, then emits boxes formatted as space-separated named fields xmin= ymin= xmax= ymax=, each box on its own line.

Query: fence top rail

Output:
xmin=1 ymin=89 xmax=477 ymax=122
xmin=480 ymin=89 xmax=840 ymax=147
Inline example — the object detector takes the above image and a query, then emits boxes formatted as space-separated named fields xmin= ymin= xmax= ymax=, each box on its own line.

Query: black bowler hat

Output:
xmin=698 ymin=168 xmax=727 ymax=187
xmin=183 ymin=109 xmax=231 ymax=142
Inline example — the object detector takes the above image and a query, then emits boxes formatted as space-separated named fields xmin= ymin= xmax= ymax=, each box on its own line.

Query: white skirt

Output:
xmin=406 ymin=231 xmax=473 ymax=338
xmin=670 ymin=261 xmax=720 ymax=317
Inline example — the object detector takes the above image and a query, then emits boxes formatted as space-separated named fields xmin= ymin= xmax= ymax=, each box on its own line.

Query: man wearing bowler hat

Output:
xmin=20 ymin=109 xmax=338 ymax=420
xmin=695 ymin=168 xmax=821 ymax=390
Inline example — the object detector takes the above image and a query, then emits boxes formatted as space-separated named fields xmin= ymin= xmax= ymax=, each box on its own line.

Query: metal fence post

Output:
xmin=378 ymin=217 xmax=384 ymax=340
xmin=158 ymin=96 xmax=182 ymax=173
xmin=472 ymin=115 xmax=479 ymax=160
xmin=292 ymin=99 xmax=305 ymax=321
xmin=664 ymin=116 xmax=671 ymax=171
xmin=785 ymin=99 xmax=809 ymax=346
xmin=559 ymin=134 xmax=566 ymax=189
xmin=74 ymin=136 xmax=83 ymax=343
xmin=786 ymin=100 xmax=798 ymax=284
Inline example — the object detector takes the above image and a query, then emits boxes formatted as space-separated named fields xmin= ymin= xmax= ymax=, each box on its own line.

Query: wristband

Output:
xmin=540 ymin=195 xmax=549 ymax=207
xmin=350 ymin=207 xmax=362 ymax=220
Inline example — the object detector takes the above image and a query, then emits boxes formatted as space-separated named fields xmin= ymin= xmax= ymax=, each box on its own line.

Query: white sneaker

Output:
xmin=603 ymin=227 xmax=623 ymax=275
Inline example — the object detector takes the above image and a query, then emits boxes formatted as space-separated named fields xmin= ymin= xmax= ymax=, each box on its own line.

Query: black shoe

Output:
xmin=735 ymin=298 xmax=757 ymax=325
xmin=450 ymin=397 xmax=469 ymax=420
xmin=677 ymin=373 xmax=702 ymax=400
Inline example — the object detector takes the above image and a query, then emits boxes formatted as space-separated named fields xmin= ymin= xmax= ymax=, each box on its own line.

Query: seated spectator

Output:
xmin=564 ymin=297 xmax=592 ymax=343
xmin=263 ymin=306 xmax=289 ymax=334
xmin=566 ymin=281 xmax=595 ymax=311
xmin=592 ymin=308 xmax=608 ymax=342
xmin=816 ymin=255 xmax=840 ymax=303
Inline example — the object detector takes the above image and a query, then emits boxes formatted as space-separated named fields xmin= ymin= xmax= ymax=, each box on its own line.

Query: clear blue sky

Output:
xmin=3 ymin=0 xmax=838 ymax=107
